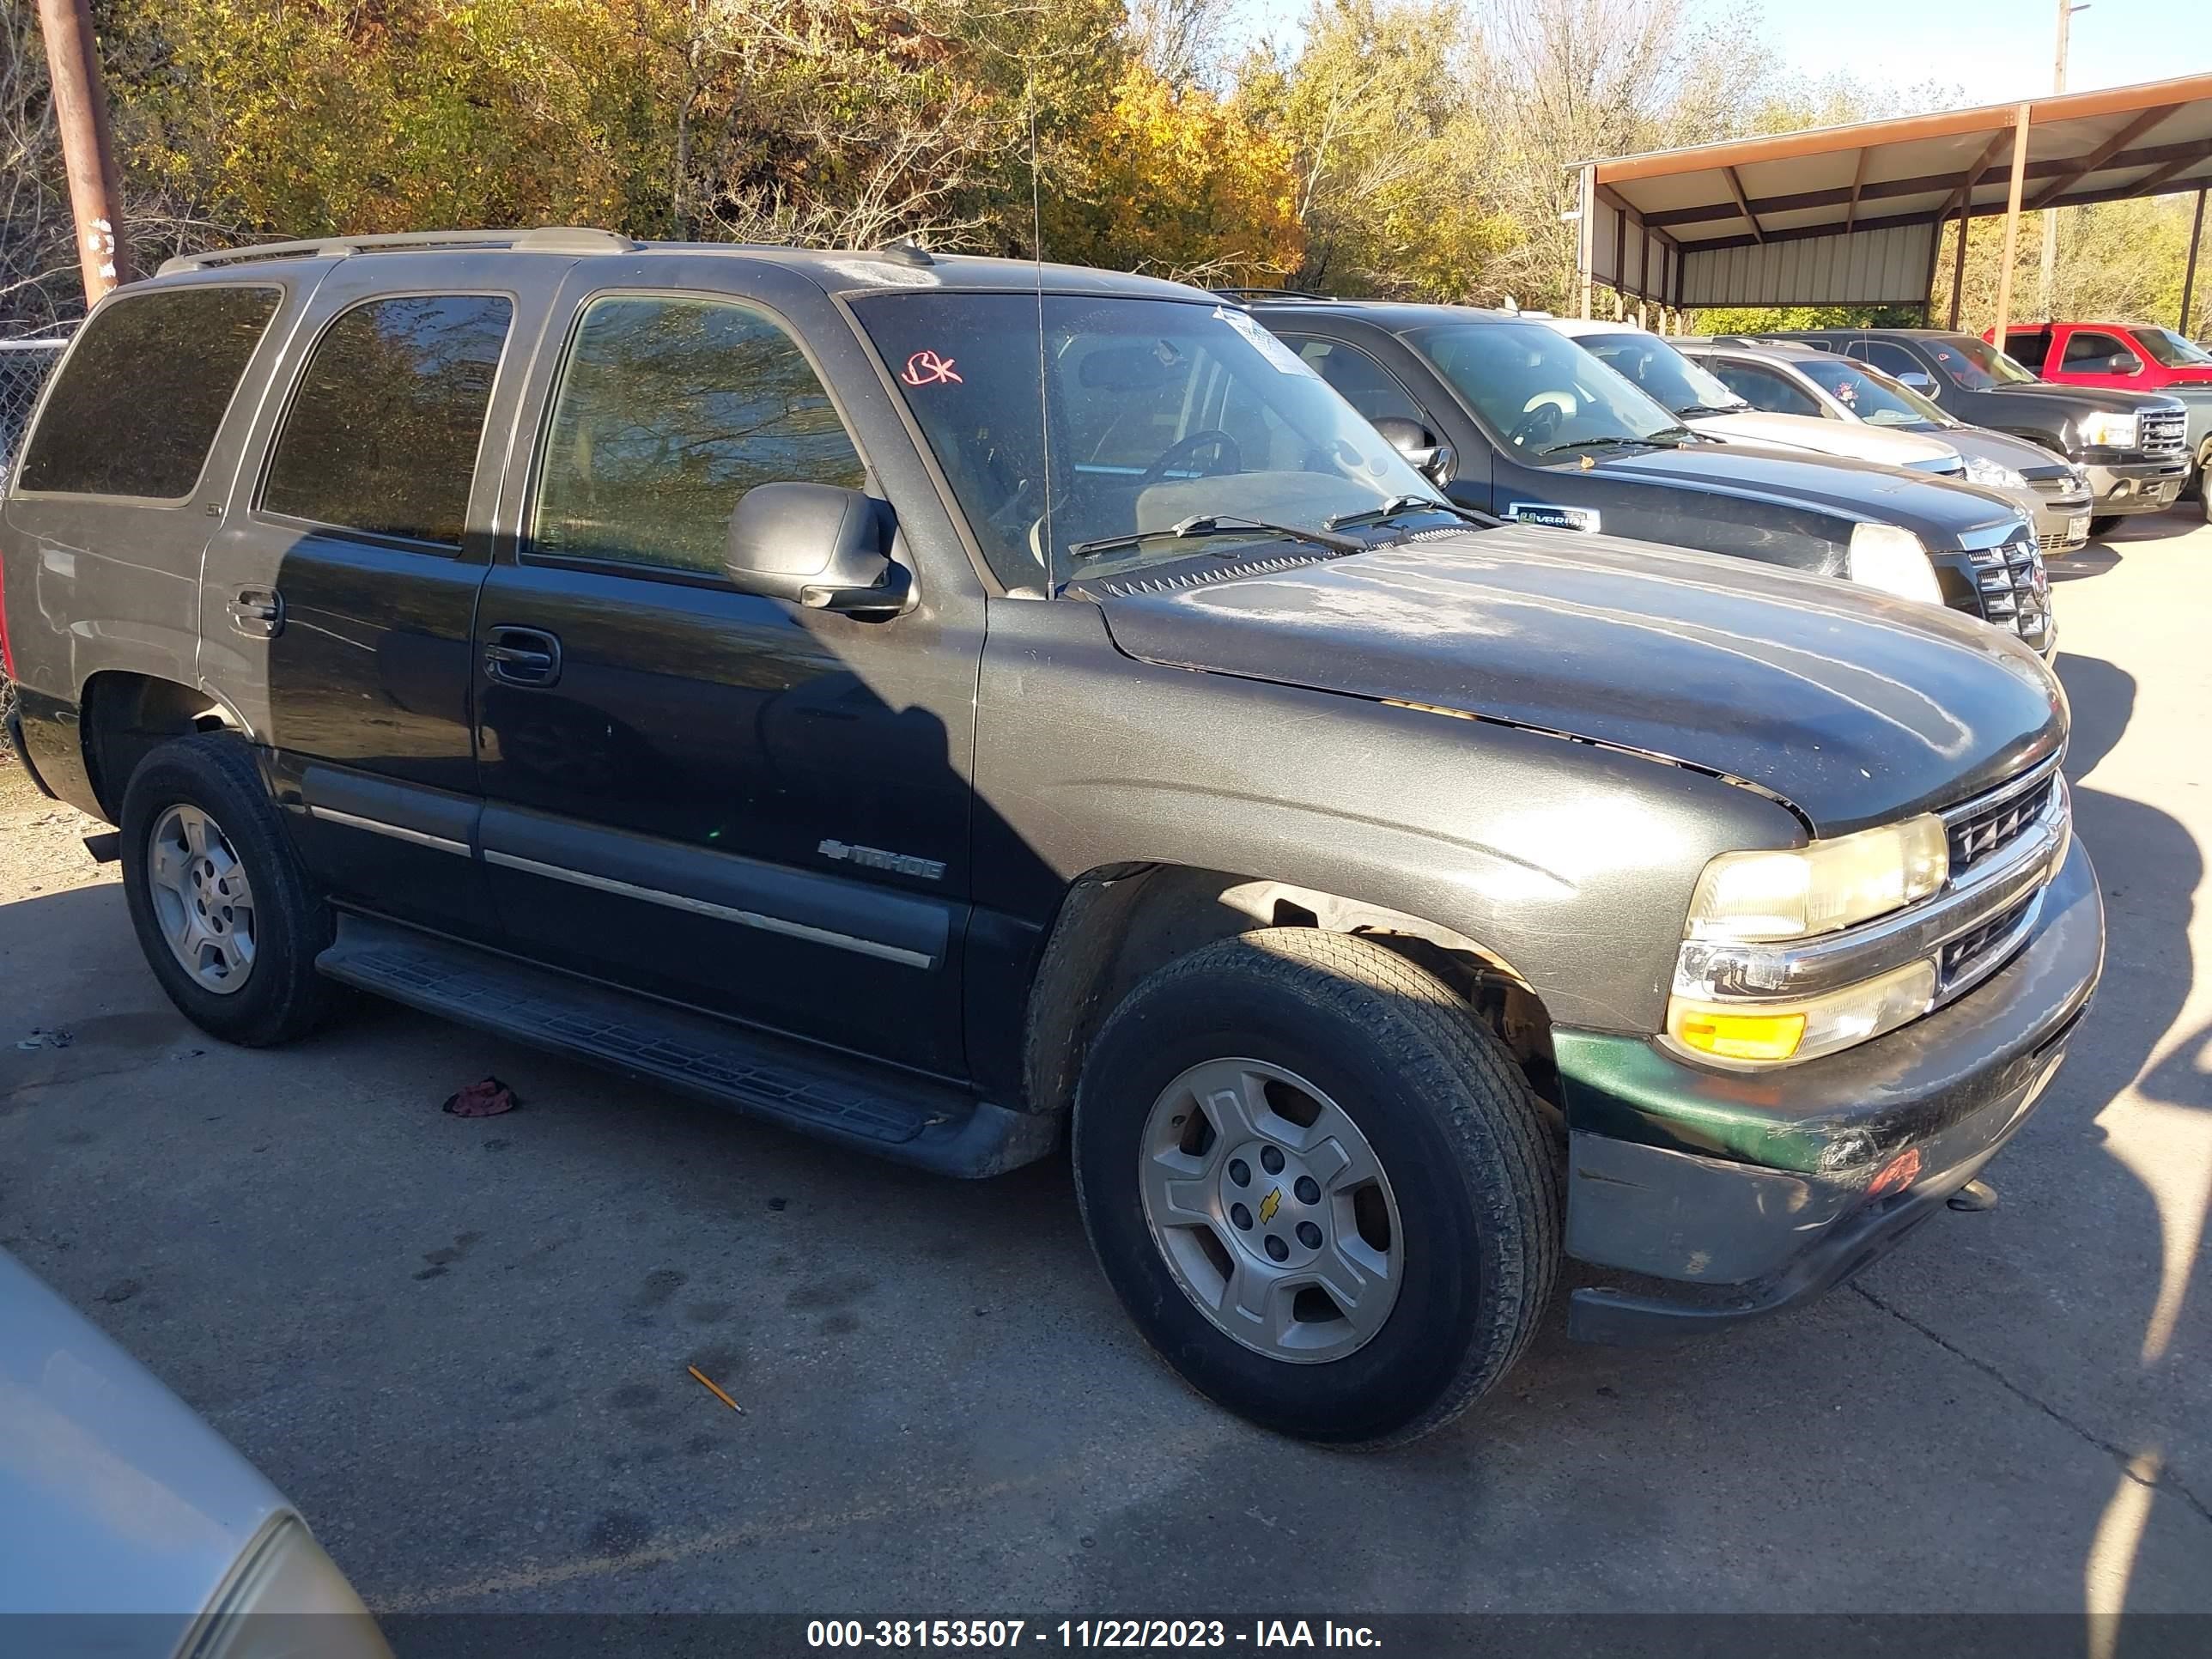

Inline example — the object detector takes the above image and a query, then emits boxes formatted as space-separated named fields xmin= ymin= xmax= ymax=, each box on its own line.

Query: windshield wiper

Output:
xmin=1677 ymin=404 xmax=1745 ymax=418
xmin=1536 ymin=434 xmax=1654 ymax=458
xmin=1066 ymin=513 xmax=1364 ymax=562
xmin=1326 ymin=495 xmax=1498 ymax=531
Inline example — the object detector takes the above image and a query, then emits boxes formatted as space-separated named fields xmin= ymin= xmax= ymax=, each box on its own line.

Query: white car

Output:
xmin=0 ymin=1249 xmax=390 ymax=1659
xmin=1539 ymin=318 xmax=1969 ymax=477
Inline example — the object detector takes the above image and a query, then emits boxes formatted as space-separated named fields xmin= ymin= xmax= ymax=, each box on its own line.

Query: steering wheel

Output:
xmin=1139 ymin=428 xmax=1243 ymax=489
xmin=1505 ymin=401 xmax=1564 ymax=451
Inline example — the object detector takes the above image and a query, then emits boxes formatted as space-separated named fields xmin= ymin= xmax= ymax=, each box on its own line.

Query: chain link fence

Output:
xmin=1 ymin=332 xmax=72 ymax=485
xmin=2 ymin=330 xmax=73 ymax=763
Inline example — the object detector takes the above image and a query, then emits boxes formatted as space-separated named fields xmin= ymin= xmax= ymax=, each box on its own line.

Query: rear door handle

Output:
xmin=227 ymin=587 xmax=283 ymax=638
xmin=483 ymin=625 xmax=562 ymax=687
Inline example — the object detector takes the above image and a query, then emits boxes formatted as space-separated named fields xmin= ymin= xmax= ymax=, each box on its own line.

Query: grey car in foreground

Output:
xmin=2 ymin=232 xmax=2104 ymax=1443
xmin=0 ymin=1249 xmax=388 ymax=1658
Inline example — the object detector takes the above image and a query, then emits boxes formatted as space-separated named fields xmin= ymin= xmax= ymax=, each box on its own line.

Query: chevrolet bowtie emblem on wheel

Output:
xmin=1258 ymin=1188 xmax=1282 ymax=1225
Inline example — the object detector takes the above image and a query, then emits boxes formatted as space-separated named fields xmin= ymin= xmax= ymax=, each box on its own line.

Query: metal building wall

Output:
xmin=1677 ymin=222 xmax=1937 ymax=307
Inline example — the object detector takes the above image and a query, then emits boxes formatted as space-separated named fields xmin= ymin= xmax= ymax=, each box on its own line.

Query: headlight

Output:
xmin=1685 ymin=815 xmax=1948 ymax=943
xmin=2078 ymin=411 xmax=2137 ymax=449
xmin=1962 ymin=454 xmax=2028 ymax=492
xmin=1669 ymin=958 xmax=1937 ymax=1065
xmin=1845 ymin=522 xmax=1943 ymax=605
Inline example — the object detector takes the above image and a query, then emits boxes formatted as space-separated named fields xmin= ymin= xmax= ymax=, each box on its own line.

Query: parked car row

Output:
xmin=1239 ymin=300 xmax=2057 ymax=654
xmin=1 ymin=234 xmax=2104 ymax=1459
xmin=1757 ymin=326 xmax=2195 ymax=530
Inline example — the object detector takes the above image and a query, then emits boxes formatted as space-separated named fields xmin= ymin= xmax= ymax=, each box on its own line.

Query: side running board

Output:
xmin=315 ymin=915 xmax=1055 ymax=1178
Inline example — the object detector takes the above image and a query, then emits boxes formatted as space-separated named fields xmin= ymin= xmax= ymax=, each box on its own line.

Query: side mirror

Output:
xmin=1371 ymin=416 xmax=1455 ymax=485
xmin=725 ymin=483 xmax=909 ymax=618
xmin=2099 ymin=352 xmax=2141 ymax=376
xmin=1894 ymin=371 xmax=1938 ymax=392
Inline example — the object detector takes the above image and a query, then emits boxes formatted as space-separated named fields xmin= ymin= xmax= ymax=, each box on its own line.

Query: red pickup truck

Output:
xmin=1995 ymin=322 xmax=2212 ymax=503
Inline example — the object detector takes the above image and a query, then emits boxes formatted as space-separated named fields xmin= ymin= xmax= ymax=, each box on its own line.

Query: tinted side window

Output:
xmin=1710 ymin=360 xmax=1820 ymax=417
xmin=2005 ymin=328 xmax=2051 ymax=368
xmin=1858 ymin=341 xmax=1925 ymax=380
xmin=532 ymin=295 xmax=864 ymax=575
xmin=1287 ymin=336 xmax=1426 ymax=426
xmin=16 ymin=286 xmax=280 ymax=498
xmin=2062 ymin=329 xmax=2136 ymax=369
xmin=263 ymin=295 xmax=513 ymax=547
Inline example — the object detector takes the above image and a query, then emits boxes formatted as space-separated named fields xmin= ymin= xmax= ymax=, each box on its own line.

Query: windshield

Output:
xmin=1575 ymin=331 xmax=1745 ymax=416
xmin=1925 ymin=334 xmax=2040 ymax=390
xmin=2130 ymin=326 xmax=2212 ymax=368
xmin=1793 ymin=357 xmax=1946 ymax=428
xmin=1411 ymin=320 xmax=1685 ymax=457
xmin=851 ymin=292 xmax=1437 ymax=588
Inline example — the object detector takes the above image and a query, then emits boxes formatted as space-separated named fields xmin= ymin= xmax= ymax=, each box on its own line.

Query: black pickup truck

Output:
xmin=1241 ymin=299 xmax=2056 ymax=655
xmin=2 ymin=234 xmax=2102 ymax=1444
xmin=1761 ymin=328 xmax=2190 ymax=533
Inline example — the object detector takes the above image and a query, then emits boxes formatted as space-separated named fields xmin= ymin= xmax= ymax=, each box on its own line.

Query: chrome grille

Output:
xmin=1945 ymin=762 xmax=2060 ymax=878
xmin=2141 ymin=406 xmax=2185 ymax=457
xmin=1958 ymin=528 xmax=2051 ymax=647
xmin=1939 ymin=891 xmax=2037 ymax=992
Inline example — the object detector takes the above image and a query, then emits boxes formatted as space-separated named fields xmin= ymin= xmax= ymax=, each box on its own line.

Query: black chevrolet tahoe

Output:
xmin=0 ymin=232 xmax=2104 ymax=1445
xmin=1241 ymin=298 xmax=2057 ymax=655
xmin=1761 ymin=328 xmax=2190 ymax=532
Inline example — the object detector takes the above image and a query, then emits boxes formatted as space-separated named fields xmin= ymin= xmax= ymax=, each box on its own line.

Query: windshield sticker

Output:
xmin=900 ymin=349 xmax=963 ymax=386
xmin=1215 ymin=306 xmax=1316 ymax=376
xmin=1505 ymin=501 xmax=1600 ymax=532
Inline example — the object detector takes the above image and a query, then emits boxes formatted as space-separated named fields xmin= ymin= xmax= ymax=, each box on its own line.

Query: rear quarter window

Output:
xmin=14 ymin=285 xmax=281 ymax=499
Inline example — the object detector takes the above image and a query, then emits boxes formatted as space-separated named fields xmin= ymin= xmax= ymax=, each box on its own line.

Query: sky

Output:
xmin=1231 ymin=0 xmax=2212 ymax=109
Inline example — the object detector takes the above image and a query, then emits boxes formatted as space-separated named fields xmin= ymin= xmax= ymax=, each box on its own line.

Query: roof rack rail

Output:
xmin=157 ymin=226 xmax=638 ymax=276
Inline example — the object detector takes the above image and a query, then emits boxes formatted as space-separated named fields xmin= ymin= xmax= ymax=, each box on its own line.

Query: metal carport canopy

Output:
xmin=1575 ymin=72 xmax=2212 ymax=324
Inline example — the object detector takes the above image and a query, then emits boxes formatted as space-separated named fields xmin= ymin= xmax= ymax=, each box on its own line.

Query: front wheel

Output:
xmin=1072 ymin=928 xmax=1560 ymax=1447
xmin=119 ymin=734 xmax=339 ymax=1047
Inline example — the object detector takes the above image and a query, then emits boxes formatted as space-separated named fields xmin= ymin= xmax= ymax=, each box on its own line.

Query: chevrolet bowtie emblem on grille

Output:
xmin=1258 ymin=1188 xmax=1282 ymax=1225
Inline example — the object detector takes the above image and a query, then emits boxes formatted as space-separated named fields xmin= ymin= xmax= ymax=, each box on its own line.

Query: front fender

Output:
xmin=974 ymin=599 xmax=1802 ymax=1036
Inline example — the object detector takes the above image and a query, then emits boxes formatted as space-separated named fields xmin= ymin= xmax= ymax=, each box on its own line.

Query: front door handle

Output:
xmin=227 ymin=587 xmax=283 ymax=638
xmin=483 ymin=625 xmax=562 ymax=688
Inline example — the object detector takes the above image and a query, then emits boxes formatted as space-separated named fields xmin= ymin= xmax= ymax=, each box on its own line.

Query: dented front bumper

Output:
xmin=1552 ymin=836 xmax=2103 ymax=1344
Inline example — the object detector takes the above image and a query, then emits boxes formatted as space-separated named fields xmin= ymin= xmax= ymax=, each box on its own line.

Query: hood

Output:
xmin=1990 ymin=380 xmax=2182 ymax=414
xmin=1590 ymin=441 xmax=2023 ymax=538
xmin=1689 ymin=410 xmax=1960 ymax=471
xmin=1942 ymin=425 xmax=2073 ymax=477
xmin=1096 ymin=529 xmax=2063 ymax=837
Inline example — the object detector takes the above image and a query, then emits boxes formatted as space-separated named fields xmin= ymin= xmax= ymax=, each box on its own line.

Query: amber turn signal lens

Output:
xmin=1674 ymin=1008 xmax=1808 ymax=1062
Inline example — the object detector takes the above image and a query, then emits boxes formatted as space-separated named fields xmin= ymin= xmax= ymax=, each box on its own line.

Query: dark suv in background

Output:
xmin=1764 ymin=329 xmax=2188 ymax=533
xmin=1243 ymin=299 xmax=2055 ymax=654
xmin=2 ymin=233 xmax=2103 ymax=1446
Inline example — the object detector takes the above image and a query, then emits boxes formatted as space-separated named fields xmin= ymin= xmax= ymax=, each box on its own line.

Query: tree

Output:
xmin=1249 ymin=0 xmax=1517 ymax=300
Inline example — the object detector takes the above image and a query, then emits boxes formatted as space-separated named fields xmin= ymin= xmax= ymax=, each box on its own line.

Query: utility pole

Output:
xmin=35 ymin=0 xmax=133 ymax=305
xmin=2039 ymin=1 xmax=2089 ymax=319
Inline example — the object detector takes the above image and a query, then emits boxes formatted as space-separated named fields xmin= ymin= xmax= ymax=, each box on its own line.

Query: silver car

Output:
xmin=0 ymin=1249 xmax=390 ymax=1659
xmin=1683 ymin=337 xmax=2096 ymax=556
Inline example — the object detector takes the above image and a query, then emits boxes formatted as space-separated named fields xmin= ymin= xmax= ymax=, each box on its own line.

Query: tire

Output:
xmin=1072 ymin=927 xmax=1560 ymax=1448
xmin=2087 ymin=514 xmax=2124 ymax=538
xmin=119 ymin=733 xmax=338 ymax=1047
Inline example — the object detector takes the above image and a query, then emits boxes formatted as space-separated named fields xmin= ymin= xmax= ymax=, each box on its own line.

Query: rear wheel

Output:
xmin=1072 ymin=928 xmax=1559 ymax=1447
xmin=120 ymin=734 xmax=338 ymax=1047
